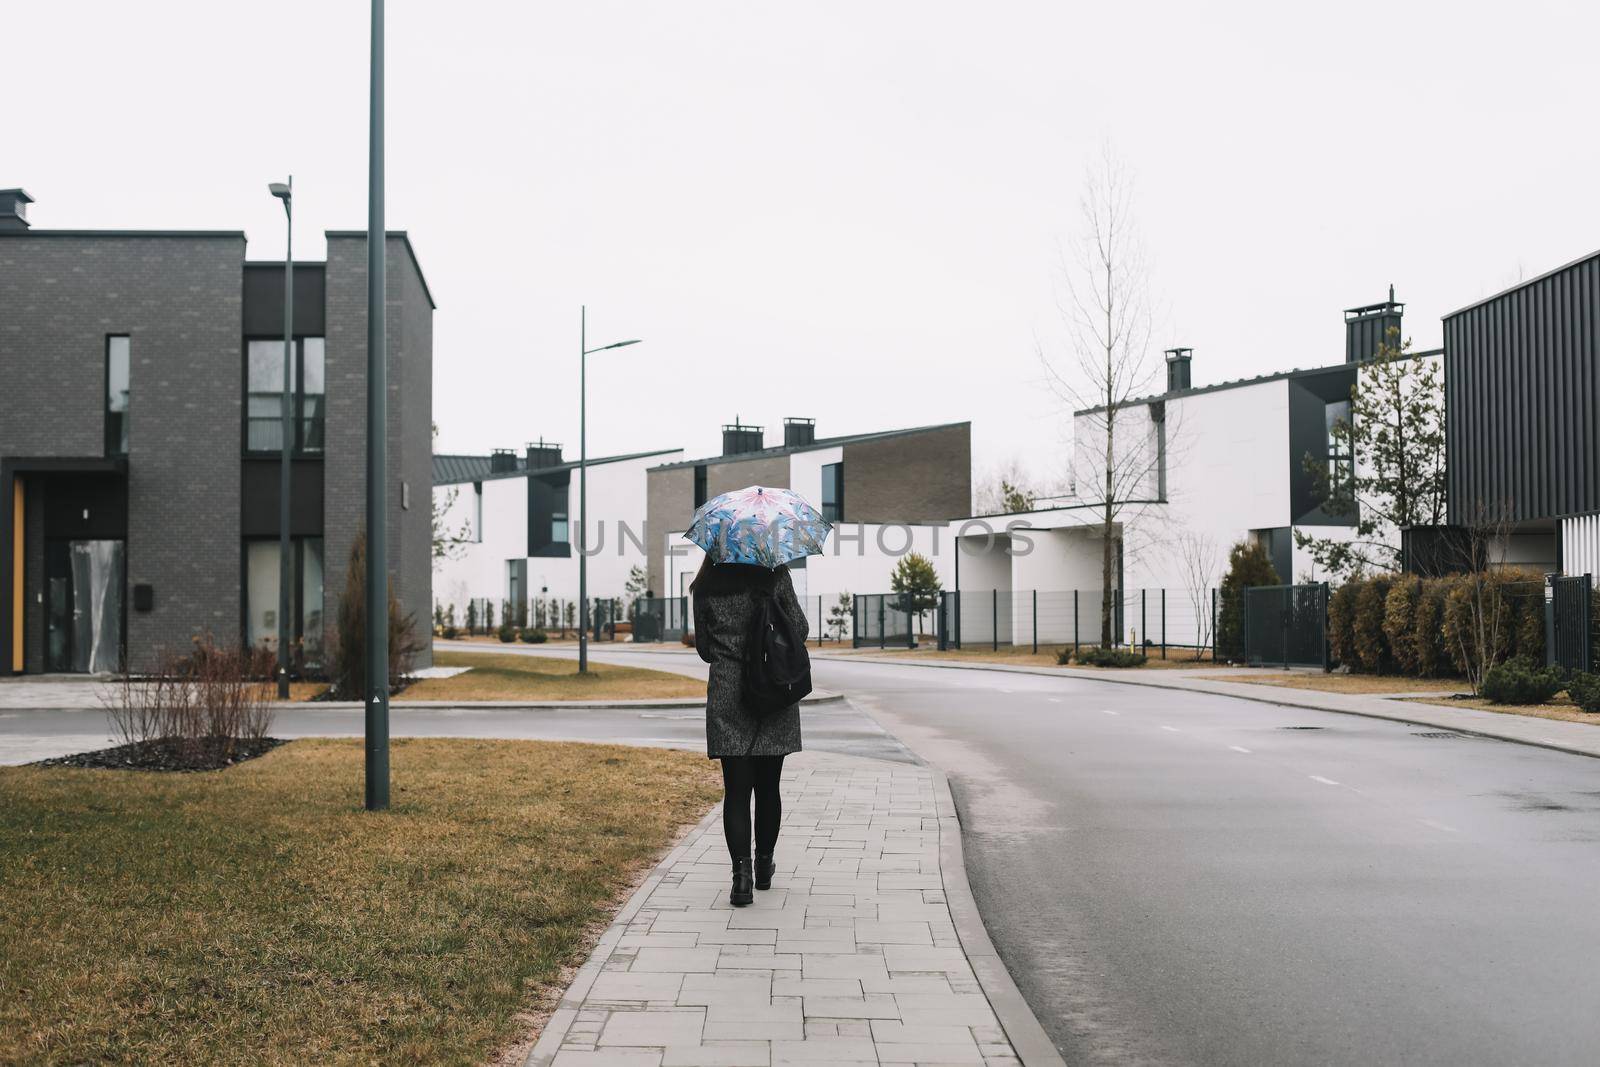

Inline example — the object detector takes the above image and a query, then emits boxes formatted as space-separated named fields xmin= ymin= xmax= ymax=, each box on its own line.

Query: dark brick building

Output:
xmin=0 ymin=188 xmax=433 ymax=674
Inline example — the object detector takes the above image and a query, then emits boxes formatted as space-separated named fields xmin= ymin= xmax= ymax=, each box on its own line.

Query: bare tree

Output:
xmin=974 ymin=456 xmax=1044 ymax=515
xmin=1176 ymin=531 xmax=1219 ymax=660
xmin=1452 ymin=500 xmax=1514 ymax=694
xmin=1042 ymin=141 xmax=1165 ymax=644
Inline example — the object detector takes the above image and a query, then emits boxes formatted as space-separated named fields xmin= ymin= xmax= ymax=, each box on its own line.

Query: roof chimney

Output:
xmin=0 ymin=189 xmax=34 ymax=232
xmin=1343 ymin=285 xmax=1404 ymax=363
xmin=525 ymin=438 xmax=563 ymax=469
xmin=1165 ymin=348 xmax=1193 ymax=392
xmin=783 ymin=417 xmax=816 ymax=447
xmin=721 ymin=417 xmax=764 ymax=456
xmin=489 ymin=448 xmax=519 ymax=473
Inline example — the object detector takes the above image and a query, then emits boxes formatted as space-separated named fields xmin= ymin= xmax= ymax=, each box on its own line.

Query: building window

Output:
xmin=1150 ymin=402 xmax=1167 ymax=501
xmin=473 ymin=482 xmax=484 ymax=542
xmin=105 ymin=335 xmax=130 ymax=455
xmin=551 ymin=500 xmax=569 ymax=545
xmin=1325 ymin=399 xmax=1354 ymax=496
xmin=244 ymin=537 xmax=325 ymax=665
xmin=246 ymin=337 xmax=325 ymax=453
xmin=693 ymin=464 xmax=708 ymax=509
xmin=821 ymin=462 xmax=843 ymax=522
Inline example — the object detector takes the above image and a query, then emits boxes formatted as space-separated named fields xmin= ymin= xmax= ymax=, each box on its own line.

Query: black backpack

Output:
xmin=741 ymin=579 xmax=812 ymax=717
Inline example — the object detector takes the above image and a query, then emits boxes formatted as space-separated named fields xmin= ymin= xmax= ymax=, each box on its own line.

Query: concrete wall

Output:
xmin=323 ymin=233 xmax=434 ymax=668
xmin=0 ymin=233 xmax=247 ymax=670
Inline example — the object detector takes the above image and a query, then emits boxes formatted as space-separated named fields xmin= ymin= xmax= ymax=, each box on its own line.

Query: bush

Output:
xmin=1352 ymin=577 xmax=1393 ymax=673
xmin=442 ymin=625 xmax=459 ymax=639
xmin=1327 ymin=582 xmax=1359 ymax=667
xmin=680 ymin=631 xmax=697 ymax=647
xmin=497 ymin=624 xmax=516 ymax=643
xmin=329 ymin=530 xmax=422 ymax=699
xmin=1067 ymin=645 xmax=1148 ymax=668
xmin=1567 ymin=672 xmax=1600 ymax=714
xmin=1412 ymin=579 xmax=1450 ymax=677
xmin=102 ymin=638 xmax=277 ymax=762
xmin=1382 ymin=576 xmax=1422 ymax=675
xmin=1512 ymin=589 xmax=1545 ymax=662
xmin=519 ymin=628 xmax=547 ymax=644
xmin=1216 ymin=541 xmax=1280 ymax=660
xmin=1480 ymin=656 xmax=1564 ymax=706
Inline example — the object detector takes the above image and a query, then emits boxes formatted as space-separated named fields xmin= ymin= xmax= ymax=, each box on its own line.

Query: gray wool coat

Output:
xmin=694 ymin=565 xmax=807 ymax=759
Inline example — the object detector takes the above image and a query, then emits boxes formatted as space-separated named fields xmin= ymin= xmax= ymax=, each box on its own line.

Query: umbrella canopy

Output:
xmin=685 ymin=485 xmax=832 ymax=568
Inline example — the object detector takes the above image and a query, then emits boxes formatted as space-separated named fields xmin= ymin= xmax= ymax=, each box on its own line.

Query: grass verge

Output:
xmin=1401 ymin=693 xmax=1599 ymax=725
xmin=397 ymin=649 xmax=705 ymax=702
xmin=0 ymin=738 xmax=720 ymax=1066
xmin=1198 ymin=672 xmax=1471 ymax=695
xmin=869 ymin=645 xmax=1216 ymax=670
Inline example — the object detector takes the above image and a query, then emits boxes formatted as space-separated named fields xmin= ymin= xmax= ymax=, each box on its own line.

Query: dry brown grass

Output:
xmin=1400 ymin=693 xmax=1600 ymax=725
xmin=0 ymin=738 xmax=720 ymax=1066
xmin=397 ymin=649 xmax=705 ymax=702
xmin=1199 ymin=672 xmax=1472 ymax=695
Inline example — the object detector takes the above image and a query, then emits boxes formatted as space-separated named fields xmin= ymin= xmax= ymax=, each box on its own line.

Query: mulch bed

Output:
xmin=33 ymin=737 xmax=287 ymax=773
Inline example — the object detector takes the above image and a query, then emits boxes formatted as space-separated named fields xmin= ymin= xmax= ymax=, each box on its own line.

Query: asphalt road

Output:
xmin=9 ymin=645 xmax=1600 ymax=1064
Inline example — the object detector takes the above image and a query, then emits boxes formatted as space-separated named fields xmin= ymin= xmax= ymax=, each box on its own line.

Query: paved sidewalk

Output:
xmin=526 ymin=751 xmax=1055 ymax=1067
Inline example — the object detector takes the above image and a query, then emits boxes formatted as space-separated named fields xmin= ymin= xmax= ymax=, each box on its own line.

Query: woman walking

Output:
xmin=692 ymin=554 xmax=809 ymax=906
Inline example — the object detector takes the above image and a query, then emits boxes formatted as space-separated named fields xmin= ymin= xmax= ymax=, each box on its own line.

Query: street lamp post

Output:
xmin=268 ymin=178 xmax=293 ymax=701
xmin=578 ymin=306 xmax=640 ymax=674
xmin=365 ymin=0 xmax=390 ymax=810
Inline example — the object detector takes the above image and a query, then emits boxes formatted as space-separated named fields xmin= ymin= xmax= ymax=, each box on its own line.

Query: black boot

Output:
xmin=754 ymin=852 xmax=775 ymax=891
xmin=730 ymin=858 xmax=754 ymax=907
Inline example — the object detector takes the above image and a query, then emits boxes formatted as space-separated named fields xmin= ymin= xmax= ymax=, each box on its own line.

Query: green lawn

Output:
xmin=0 ymin=738 xmax=720 ymax=1065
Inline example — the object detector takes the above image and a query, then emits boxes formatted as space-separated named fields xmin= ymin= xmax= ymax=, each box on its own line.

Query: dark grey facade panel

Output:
xmin=1445 ymin=252 xmax=1600 ymax=525
xmin=242 ymin=263 xmax=327 ymax=336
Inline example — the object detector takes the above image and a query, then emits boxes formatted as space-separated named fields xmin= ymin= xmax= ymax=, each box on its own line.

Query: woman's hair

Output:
xmin=690 ymin=556 xmax=783 ymax=594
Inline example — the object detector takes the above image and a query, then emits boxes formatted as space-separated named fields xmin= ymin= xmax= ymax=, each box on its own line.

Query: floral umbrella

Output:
xmin=685 ymin=485 xmax=832 ymax=568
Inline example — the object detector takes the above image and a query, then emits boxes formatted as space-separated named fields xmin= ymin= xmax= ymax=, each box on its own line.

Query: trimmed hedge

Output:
xmin=1332 ymin=570 xmax=1546 ymax=679
xmin=1568 ymin=672 xmax=1600 ymax=714
xmin=1480 ymin=656 xmax=1563 ymax=705
xmin=1061 ymin=645 xmax=1149 ymax=668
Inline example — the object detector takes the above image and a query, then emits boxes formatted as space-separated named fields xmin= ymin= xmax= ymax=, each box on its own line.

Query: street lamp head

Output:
xmin=591 ymin=338 xmax=642 ymax=353
xmin=268 ymin=182 xmax=292 ymax=201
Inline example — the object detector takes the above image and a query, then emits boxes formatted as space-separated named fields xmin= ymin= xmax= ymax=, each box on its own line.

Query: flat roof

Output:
xmin=1444 ymin=247 xmax=1600 ymax=320
xmin=648 ymin=421 xmax=970 ymax=472
xmin=325 ymin=230 xmax=436 ymax=309
xmin=0 ymin=229 xmax=246 ymax=239
xmin=434 ymin=447 xmax=683 ymax=486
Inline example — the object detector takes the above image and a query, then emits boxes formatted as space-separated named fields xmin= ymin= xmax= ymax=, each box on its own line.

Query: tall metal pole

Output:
xmin=278 ymin=177 xmax=293 ymax=700
xmin=579 ymin=306 xmax=588 ymax=674
xmin=364 ymin=0 xmax=390 ymax=811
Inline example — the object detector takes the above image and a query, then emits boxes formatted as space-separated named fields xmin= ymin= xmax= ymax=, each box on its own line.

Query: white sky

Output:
xmin=9 ymin=1 xmax=1597 ymax=490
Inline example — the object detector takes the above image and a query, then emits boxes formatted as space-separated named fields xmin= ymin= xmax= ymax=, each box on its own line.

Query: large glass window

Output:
xmin=106 ymin=336 xmax=129 ymax=455
xmin=245 ymin=537 xmax=325 ymax=665
xmin=821 ymin=462 xmax=843 ymax=522
xmin=246 ymin=337 xmax=325 ymax=453
xmin=1325 ymin=399 xmax=1354 ymax=495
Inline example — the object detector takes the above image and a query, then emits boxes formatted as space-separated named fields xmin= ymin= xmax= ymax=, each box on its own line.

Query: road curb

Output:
xmin=273 ymin=691 xmax=844 ymax=713
xmin=930 ymin=766 xmax=1066 ymax=1067
xmin=814 ymin=653 xmax=1600 ymax=760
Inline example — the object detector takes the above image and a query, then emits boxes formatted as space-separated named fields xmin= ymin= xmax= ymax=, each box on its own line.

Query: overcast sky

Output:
xmin=10 ymin=1 xmax=1597 ymax=490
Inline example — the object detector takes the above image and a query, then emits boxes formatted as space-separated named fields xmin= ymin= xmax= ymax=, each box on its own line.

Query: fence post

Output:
xmin=1032 ymin=590 xmax=1038 ymax=655
xmin=992 ymin=589 xmax=998 ymax=652
xmin=1074 ymin=589 xmax=1080 ymax=655
xmin=1211 ymin=587 xmax=1217 ymax=663
xmin=1282 ymin=586 xmax=1291 ymax=670
xmin=879 ymin=596 xmax=886 ymax=651
xmin=1161 ymin=588 xmax=1166 ymax=659
xmin=1320 ymin=582 xmax=1331 ymax=672
xmin=1140 ymin=589 xmax=1147 ymax=652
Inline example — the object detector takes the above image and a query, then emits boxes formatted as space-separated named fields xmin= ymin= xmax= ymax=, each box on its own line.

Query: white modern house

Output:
xmin=432 ymin=442 xmax=682 ymax=622
xmin=951 ymin=293 xmax=1442 ymax=647
xmin=646 ymin=419 xmax=973 ymax=622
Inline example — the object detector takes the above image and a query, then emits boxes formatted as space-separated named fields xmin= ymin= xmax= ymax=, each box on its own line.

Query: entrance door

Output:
xmin=44 ymin=539 xmax=125 ymax=673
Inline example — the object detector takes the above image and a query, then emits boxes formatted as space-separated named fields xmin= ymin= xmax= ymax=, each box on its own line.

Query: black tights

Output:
xmin=720 ymin=755 xmax=785 ymax=861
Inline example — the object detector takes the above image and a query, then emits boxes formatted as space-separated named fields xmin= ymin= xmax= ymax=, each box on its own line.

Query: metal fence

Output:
xmin=841 ymin=588 xmax=1220 ymax=656
xmin=1547 ymin=574 xmax=1593 ymax=673
xmin=632 ymin=596 xmax=689 ymax=643
xmin=1239 ymin=584 xmax=1329 ymax=669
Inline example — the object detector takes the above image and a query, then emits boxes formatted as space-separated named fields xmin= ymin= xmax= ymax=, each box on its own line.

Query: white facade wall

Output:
xmin=1562 ymin=513 xmax=1600 ymax=577
xmin=431 ymin=451 xmax=678 ymax=620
